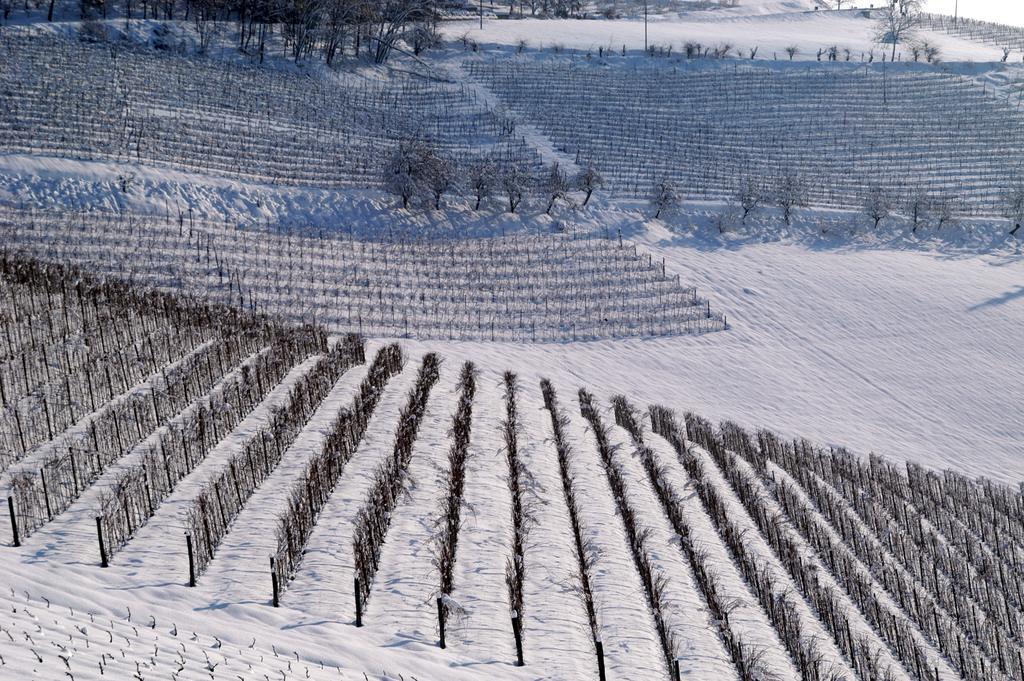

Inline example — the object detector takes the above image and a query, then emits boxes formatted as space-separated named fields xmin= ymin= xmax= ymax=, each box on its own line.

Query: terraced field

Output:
xmin=468 ymin=58 xmax=1024 ymax=214
xmin=3 ymin=256 xmax=1020 ymax=681
xmin=0 ymin=206 xmax=726 ymax=342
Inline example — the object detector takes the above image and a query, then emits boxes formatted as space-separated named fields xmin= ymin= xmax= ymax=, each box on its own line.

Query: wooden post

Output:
xmin=185 ymin=533 xmax=196 ymax=587
xmin=511 ymin=614 xmax=524 ymax=666
xmin=8 ymin=497 xmax=20 ymax=547
xmin=270 ymin=556 xmax=280 ymax=607
xmin=674 ymin=659 xmax=682 ymax=680
xmin=96 ymin=517 xmax=108 ymax=568
xmin=354 ymin=577 xmax=363 ymax=627
xmin=595 ymin=639 xmax=606 ymax=681
xmin=40 ymin=467 xmax=53 ymax=521
xmin=437 ymin=597 xmax=446 ymax=649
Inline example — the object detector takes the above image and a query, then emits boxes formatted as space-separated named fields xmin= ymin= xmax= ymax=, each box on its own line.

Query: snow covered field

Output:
xmin=442 ymin=11 xmax=1007 ymax=62
xmin=1 ymin=2 xmax=1023 ymax=679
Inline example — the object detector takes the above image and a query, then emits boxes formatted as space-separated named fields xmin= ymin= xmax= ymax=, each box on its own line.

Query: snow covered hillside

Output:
xmin=0 ymin=259 xmax=1021 ymax=681
xmin=1 ymin=2 xmax=1022 ymax=680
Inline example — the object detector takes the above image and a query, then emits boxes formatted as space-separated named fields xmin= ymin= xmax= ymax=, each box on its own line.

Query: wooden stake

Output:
xmin=354 ymin=577 xmax=363 ymax=627
xmin=96 ymin=517 xmax=108 ymax=568
xmin=40 ymin=467 xmax=53 ymax=521
xmin=185 ymin=533 xmax=196 ymax=587
xmin=511 ymin=614 xmax=524 ymax=666
xmin=437 ymin=597 xmax=446 ymax=649
xmin=270 ymin=556 xmax=280 ymax=608
xmin=595 ymin=639 xmax=606 ymax=681
xmin=8 ymin=497 xmax=20 ymax=547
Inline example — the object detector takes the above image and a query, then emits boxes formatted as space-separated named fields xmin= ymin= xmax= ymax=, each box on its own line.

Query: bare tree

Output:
xmin=933 ymin=194 xmax=958 ymax=230
xmin=650 ymin=179 xmax=682 ymax=220
xmin=876 ymin=0 xmax=922 ymax=61
xmin=862 ymin=185 xmax=891 ymax=230
xmin=383 ymin=139 xmax=428 ymax=209
xmin=501 ymin=161 xmax=530 ymax=214
xmin=191 ymin=0 xmax=223 ymax=54
xmin=422 ymin=151 xmax=457 ymax=210
xmin=575 ymin=163 xmax=604 ymax=207
xmin=543 ymin=161 xmax=570 ymax=214
xmin=1003 ymin=184 xmax=1024 ymax=237
xmin=467 ymin=158 xmax=496 ymax=210
xmin=735 ymin=176 xmax=764 ymax=225
xmin=371 ymin=0 xmax=436 ymax=64
xmin=904 ymin=190 xmax=929 ymax=233
xmin=772 ymin=173 xmax=808 ymax=225
xmin=785 ymin=45 xmax=799 ymax=60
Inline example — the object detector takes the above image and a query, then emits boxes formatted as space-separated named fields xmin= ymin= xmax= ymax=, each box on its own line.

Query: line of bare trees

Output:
xmin=761 ymin=436 xmax=1024 ymax=679
xmin=431 ymin=361 xmax=476 ymax=645
xmin=27 ymin=0 xmax=445 ymax=65
xmin=684 ymin=413 xmax=963 ymax=681
xmin=650 ymin=407 xmax=900 ymax=681
xmin=538 ymin=379 xmax=603 ymax=673
xmin=94 ymin=329 xmax=323 ymax=563
xmin=351 ymin=352 xmax=441 ymax=616
xmin=7 ymin=330 xmax=271 ymax=542
xmin=612 ymin=396 xmax=776 ymax=681
xmin=384 ymin=140 xmax=604 ymax=214
xmin=501 ymin=371 xmax=531 ymax=665
xmin=578 ymin=389 xmax=677 ymax=680
xmin=0 ymin=257 xmax=232 ymax=470
xmin=270 ymin=343 xmax=403 ymax=605
xmin=183 ymin=331 xmax=361 ymax=582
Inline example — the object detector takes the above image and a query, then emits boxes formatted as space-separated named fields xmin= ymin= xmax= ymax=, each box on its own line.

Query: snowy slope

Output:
xmin=442 ymin=11 xmax=1007 ymax=61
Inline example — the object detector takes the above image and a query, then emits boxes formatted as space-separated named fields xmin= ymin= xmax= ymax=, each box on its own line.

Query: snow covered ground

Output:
xmin=408 ymin=223 xmax=1024 ymax=485
xmin=442 ymin=11 xmax=1008 ymax=62
xmin=1 ymin=4 xmax=1022 ymax=679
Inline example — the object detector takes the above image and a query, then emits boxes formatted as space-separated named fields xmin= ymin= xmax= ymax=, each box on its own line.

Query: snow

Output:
xmin=442 ymin=11 xmax=1008 ymax=62
xmin=395 ymin=223 xmax=1023 ymax=486
xmin=1 ymin=6 xmax=1022 ymax=680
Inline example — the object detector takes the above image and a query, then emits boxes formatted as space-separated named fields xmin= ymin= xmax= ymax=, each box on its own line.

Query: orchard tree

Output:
xmin=904 ymin=190 xmax=930 ymax=233
xmin=575 ymin=163 xmax=604 ymax=207
xmin=383 ymin=138 xmax=436 ymax=209
xmin=862 ymin=185 xmax=891 ymax=229
xmin=422 ymin=151 xmax=457 ymax=209
xmin=1004 ymin=183 xmax=1024 ymax=237
xmin=933 ymin=194 xmax=958 ymax=230
xmin=772 ymin=172 xmax=808 ymax=225
xmin=467 ymin=157 xmax=496 ymax=210
xmin=735 ymin=175 xmax=764 ymax=225
xmin=876 ymin=0 xmax=922 ymax=61
xmin=650 ymin=179 xmax=682 ymax=220
xmin=501 ymin=161 xmax=530 ymax=214
xmin=543 ymin=161 xmax=570 ymax=214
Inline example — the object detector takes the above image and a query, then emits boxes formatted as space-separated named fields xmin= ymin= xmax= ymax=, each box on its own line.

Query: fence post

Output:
xmin=270 ymin=556 xmax=280 ymax=608
xmin=511 ymin=614 xmax=524 ymax=666
xmin=185 ymin=533 xmax=196 ymax=587
xmin=96 ymin=517 xmax=108 ymax=568
xmin=675 ymin=658 xmax=682 ymax=681
xmin=8 ymin=497 xmax=20 ymax=547
xmin=354 ymin=577 xmax=363 ymax=627
xmin=437 ymin=597 xmax=446 ymax=649
xmin=40 ymin=467 xmax=53 ymax=521
xmin=595 ymin=639 xmax=606 ymax=681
